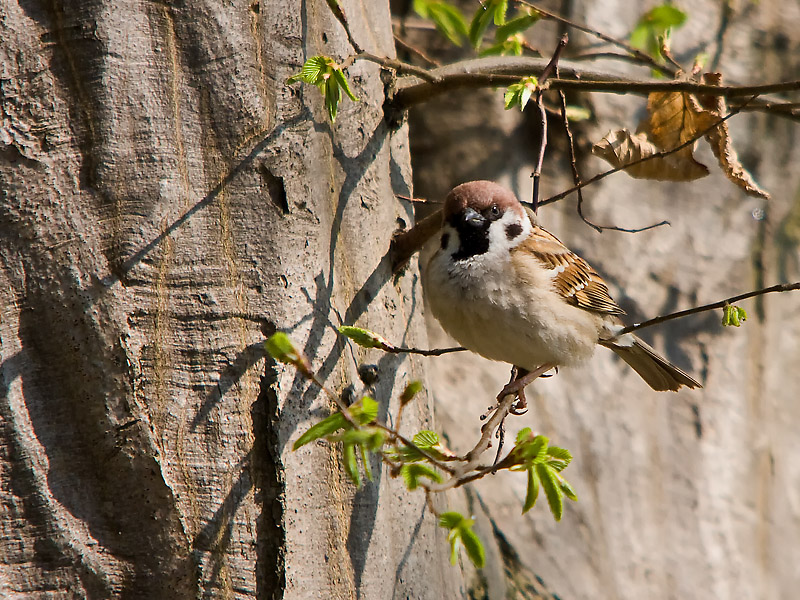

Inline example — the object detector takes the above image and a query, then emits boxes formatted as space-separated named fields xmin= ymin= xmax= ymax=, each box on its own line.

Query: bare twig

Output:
xmin=382 ymin=344 xmax=466 ymax=357
xmin=619 ymin=282 xmax=800 ymax=336
xmin=354 ymin=52 xmax=439 ymax=82
xmin=373 ymin=422 xmax=457 ymax=474
xmin=325 ymin=0 xmax=362 ymax=53
xmin=539 ymin=97 xmax=756 ymax=207
xmin=393 ymin=34 xmax=441 ymax=67
xmin=531 ymin=35 xmax=568 ymax=210
xmin=518 ymin=1 xmax=677 ymax=77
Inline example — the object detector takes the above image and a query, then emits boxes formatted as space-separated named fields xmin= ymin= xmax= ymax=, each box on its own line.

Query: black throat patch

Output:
xmin=449 ymin=209 xmax=503 ymax=261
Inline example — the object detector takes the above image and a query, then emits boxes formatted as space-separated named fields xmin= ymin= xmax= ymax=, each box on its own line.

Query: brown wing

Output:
xmin=520 ymin=225 xmax=625 ymax=316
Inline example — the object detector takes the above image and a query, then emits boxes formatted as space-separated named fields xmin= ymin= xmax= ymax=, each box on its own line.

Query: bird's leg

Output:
xmin=508 ymin=366 xmax=530 ymax=415
xmin=498 ymin=363 xmax=556 ymax=412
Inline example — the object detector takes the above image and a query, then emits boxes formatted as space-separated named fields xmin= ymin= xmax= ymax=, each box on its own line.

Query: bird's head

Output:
xmin=440 ymin=180 xmax=531 ymax=261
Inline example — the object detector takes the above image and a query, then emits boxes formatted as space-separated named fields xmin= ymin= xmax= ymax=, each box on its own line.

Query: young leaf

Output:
xmin=330 ymin=427 xmax=385 ymax=450
xmin=468 ymin=0 xmax=497 ymax=48
xmin=349 ymin=396 xmax=379 ymax=425
xmin=546 ymin=445 xmax=573 ymax=471
xmin=342 ymin=442 xmax=361 ymax=487
xmin=427 ymin=2 xmax=469 ymax=46
xmin=494 ymin=13 xmax=538 ymax=42
xmin=630 ymin=4 xmax=687 ymax=61
xmin=449 ymin=532 xmax=461 ymax=565
xmin=439 ymin=511 xmax=465 ymax=530
xmin=400 ymin=380 xmax=424 ymax=405
xmin=558 ymin=476 xmax=578 ymax=501
xmin=331 ymin=67 xmax=358 ymax=101
xmin=360 ymin=444 xmax=373 ymax=482
xmin=287 ymin=55 xmax=329 ymax=85
xmin=400 ymin=463 xmax=443 ymax=490
xmin=265 ymin=332 xmax=311 ymax=374
xmin=323 ymin=76 xmax=342 ymax=121
xmin=292 ymin=412 xmax=349 ymax=450
xmin=536 ymin=463 xmax=564 ymax=521
xmin=722 ymin=304 xmax=748 ymax=327
xmin=522 ymin=466 xmax=540 ymax=513
xmin=413 ymin=0 xmax=430 ymax=18
xmin=460 ymin=528 xmax=486 ymax=568
xmin=413 ymin=430 xmax=440 ymax=448
xmin=338 ymin=325 xmax=393 ymax=350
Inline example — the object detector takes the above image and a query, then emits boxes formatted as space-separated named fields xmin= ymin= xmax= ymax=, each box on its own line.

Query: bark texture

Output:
xmin=408 ymin=1 xmax=800 ymax=598
xmin=0 ymin=1 xmax=460 ymax=598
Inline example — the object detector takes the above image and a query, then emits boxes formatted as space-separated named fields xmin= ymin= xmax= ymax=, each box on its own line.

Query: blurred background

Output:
xmin=393 ymin=0 xmax=800 ymax=597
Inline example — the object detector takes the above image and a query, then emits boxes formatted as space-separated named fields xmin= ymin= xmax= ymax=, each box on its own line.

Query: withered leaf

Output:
xmin=697 ymin=73 xmax=771 ymax=200
xmin=592 ymin=129 xmax=709 ymax=181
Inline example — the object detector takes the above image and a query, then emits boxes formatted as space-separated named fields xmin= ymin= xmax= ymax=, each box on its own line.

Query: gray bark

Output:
xmin=0 ymin=1 xmax=460 ymax=598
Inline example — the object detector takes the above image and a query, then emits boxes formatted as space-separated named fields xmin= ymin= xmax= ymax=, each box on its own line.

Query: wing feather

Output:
xmin=518 ymin=225 xmax=625 ymax=316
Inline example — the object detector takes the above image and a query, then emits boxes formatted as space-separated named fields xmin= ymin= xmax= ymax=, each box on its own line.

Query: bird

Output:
xmin=422 ymin=180 xmax=701 ymax=403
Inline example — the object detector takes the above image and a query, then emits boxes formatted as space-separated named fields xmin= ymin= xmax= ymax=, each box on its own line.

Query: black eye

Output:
xmin=490 ymin=204 xmax=500 ymax=216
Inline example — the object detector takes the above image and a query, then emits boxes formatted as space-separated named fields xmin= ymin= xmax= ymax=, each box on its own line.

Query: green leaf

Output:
xmin=400 ymin=463 xmax=443 ymax=490
xmin=342 ymin=442 xmax=361 ymax=487
xmin=439 ymin=511 xmax=465 ymax=530
xmin=400 ymin=380 xmax=424 ymax=405
xmin=360 ymin=444 xmax=373 ymax=481
xmin=338 ymin=326 xmax=392 ymax=350
xmin=565 ymin=105 xmax=592 ymax=121
xmin=449 ymin=533 xmax=461 ymax=565
xmin=494 ymin=13 xmax=538 ymax=42
xmin=468 ymin=1 xmax=496 ymax=47
xmin=413 ymin=0 xmax=431 ymax=18
xmin=349 ymin=396 xmax=379 ymax=425
xmin=265 ymin=332 xmax=310 ymax=374
xmin=559 ymin=476 xmax=578 ymax=501
xmin=292 ymin=412 xmax=348 ymax=450
xmin=287 ymin=55 xmax=330 ymax=85
xmin=722 ymin=304 xmax=747 ymax=327
xmin=460 ymin=528 xmax=486 ymax=568
xmin=629 ymin=3 xmax=687 ymax=61
xmin=331 ymin=67 xmax=358 ymax=101
xmin=546 ymin=445 xmax=572 ymax=471
xmin=479 ymin=38 xmax=523 ymax=57
xmin=536 ymin=463 xmax=564 ymax=521
xmin=330 ymin=427 xmax=385 ymax=450
xmin=522 ymin=466 xmax=540 ymax=513
xmin=516 ymin=427 xmax=534 ymax=444
xmin=323 ymin=76 xmax=341 ymax=122
xmin=503 ymin=77 xmax=537 ymax=111
xmin=413 ymin=430 xmax=440 ymax=448
xmin=492 ymin=0 xmax=508 ymax=25
xmin=428 ymin=2 xmax=469 ymax=46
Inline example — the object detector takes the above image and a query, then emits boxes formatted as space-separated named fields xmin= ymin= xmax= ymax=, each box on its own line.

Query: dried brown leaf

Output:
xmin=697 ymin=73 xmax=771 ymax=200
xmin=644 ymin=91 xmax=719 ymax=150
xmin=592 ymin=129 xmax=709 ymax=181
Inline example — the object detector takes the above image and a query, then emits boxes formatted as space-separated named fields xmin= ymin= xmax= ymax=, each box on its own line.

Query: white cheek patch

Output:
xmin=487 ymin=209 xmax=531 ymax=256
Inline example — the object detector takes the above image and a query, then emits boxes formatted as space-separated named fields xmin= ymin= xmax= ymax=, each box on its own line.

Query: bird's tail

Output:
xmin=601 ymin=335 xmax=702 ymax=391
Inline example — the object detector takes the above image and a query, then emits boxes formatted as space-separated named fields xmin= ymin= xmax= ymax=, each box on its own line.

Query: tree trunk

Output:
xmin=0 ymin=1 xmax=460 ymax=598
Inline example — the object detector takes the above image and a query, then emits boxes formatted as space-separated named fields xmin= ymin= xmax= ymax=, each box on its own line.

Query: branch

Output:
xmin=619 ymin=282 xmax=800 ymax=336
xmin=390 ymin=56 xmax=800 ymax=116
xmin=390 ymin=208 xmax=443 ymax=272
xmin=325 ymin=0 xmax=362 ymax=53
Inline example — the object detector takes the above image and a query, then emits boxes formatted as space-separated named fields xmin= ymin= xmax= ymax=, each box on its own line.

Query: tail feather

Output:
xmin=602 ymin=336 xmax=702 ymax=391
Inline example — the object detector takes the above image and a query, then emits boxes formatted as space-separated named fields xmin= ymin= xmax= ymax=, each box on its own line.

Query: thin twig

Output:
xmin=531 ymin=35 xmax=568 ymax=211
xmin=540 ymin=96 xmax=757 ymax=207
xmin=382 ymin=344 xmax=466 ymax=357
xmin=324 ymin=0 xmax=362 ymax=53
xmin=618 ymin=282 xmax=800 ymax=336
xmin=518 ymin=1 xmax=677 ymax=78
xmin=354 ymin=52 xmax=439 ymax=82
xmin=393 ymin=34 xmax=441 ymax=67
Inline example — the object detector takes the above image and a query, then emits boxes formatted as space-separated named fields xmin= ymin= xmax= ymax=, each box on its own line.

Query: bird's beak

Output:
xmin=463 ymin=207 xmax=485 ymax=227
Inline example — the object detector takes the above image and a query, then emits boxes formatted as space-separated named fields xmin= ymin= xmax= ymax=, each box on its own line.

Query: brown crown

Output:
xmin=443 ymin=180 xmax=523 ymax=221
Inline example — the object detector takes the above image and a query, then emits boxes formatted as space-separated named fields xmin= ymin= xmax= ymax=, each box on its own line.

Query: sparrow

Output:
xmin=423 ymin=180 xmax=701 ymax=401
